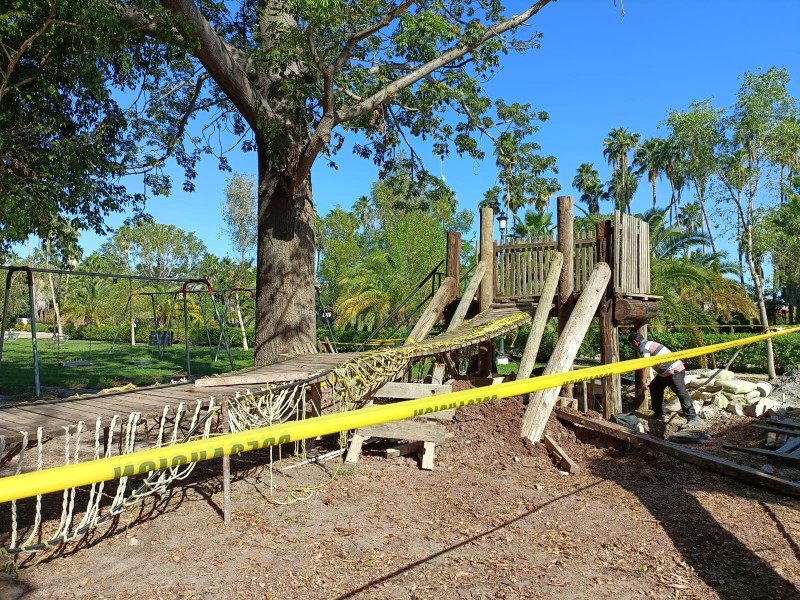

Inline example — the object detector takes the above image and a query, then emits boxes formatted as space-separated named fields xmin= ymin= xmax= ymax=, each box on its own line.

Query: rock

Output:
xmin=744 ymin=398 xmax=780 ymax=418
xmin=720 ymin=379 xmax=758 ymax=395
xmin=699 ymin=404 xmax=720 ymax=420
xmin=760 ymin=464 xmax=775 ymax=474
xmin=696 ymin=368 xmax=736 ymax=381
xmin=726 ymin=401 xmax=745 ymax=416
xmin=715 ymin=394 xmax=729 ymax=410
xmin=744 ymin=390 xmax=761 ymax=401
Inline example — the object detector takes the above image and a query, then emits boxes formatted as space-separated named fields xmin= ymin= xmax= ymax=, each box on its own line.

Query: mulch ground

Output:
xmin=3 ymin=379 xmax=800 ymax=599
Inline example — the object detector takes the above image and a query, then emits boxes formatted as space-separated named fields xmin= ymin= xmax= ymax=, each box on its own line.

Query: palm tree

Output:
xmin=643 ymin=210 xmax=756 ymax=332
xmin=572 ymin=163 xmax=604 ymax=214
xmin=511 ymin=209 xmax=555 ymax=241
xmin=333 ymin=250 xmax=393 ymax=332
xmin=607 ymin=167 xmax=639 ymax=213
xmin=660 ymin=138 xmax=688 ymax=225
xmin=633 ymin=137 xmax=668 ymax=212
xmin=603 ymin=128 xmax=641 ymax=210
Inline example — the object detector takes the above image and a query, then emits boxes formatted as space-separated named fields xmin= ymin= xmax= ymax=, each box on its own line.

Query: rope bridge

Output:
xmin=0 ymin=308 xmax=530 ymax=556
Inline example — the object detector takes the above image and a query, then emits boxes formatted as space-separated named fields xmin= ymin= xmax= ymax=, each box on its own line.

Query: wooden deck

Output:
xmin=0 ymin=307 xmax=531 ymax=446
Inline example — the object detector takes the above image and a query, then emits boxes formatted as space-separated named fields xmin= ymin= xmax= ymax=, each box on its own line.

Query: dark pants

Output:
xmin=649 ymin=371 xmax=696 ymax=419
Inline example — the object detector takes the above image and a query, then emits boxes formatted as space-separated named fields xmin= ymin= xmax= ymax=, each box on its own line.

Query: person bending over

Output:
xmin=628 ymin=333 xmax=701 ymax=430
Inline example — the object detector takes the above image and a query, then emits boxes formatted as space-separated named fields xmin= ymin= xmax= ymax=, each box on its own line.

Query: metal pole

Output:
xmin=0 ymin=268 xmax=41 ymax=396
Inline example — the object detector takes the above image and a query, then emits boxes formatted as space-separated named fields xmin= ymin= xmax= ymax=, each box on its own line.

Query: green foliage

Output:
xmin=0 ymin=0 xmax=140 ymax=250
xmin=622 ymin=330 xmax=800 ymax=375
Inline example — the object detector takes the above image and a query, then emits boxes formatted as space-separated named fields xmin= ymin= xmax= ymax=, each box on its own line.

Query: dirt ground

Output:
xmin=3 ymin=379 xmax=800 ymax=600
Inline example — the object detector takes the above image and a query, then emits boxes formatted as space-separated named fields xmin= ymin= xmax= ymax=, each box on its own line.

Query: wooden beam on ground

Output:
xmin=370 ymin=382 xmax=452 ymax=400
xmin=722 ymin=444 xmax=800 ymax=465
xmin=359 ymin=420 xmax=447 ymax=445
xmin=521 ymin=263 xmax=611 ymax=442
xmin=404 ymin=276 xmax=458 ymax=346
xmin=518 ymin=252 xmax=563 ymax=380
xmin=556 ymin=407 xmax=800 ymax=497
xmin=542 ymin=433 xmax=580 ymax=474
xmin=385 ymin=441 xmax=424 ymax=458
xmin=447 ymin=261 xmax=487 ymax=332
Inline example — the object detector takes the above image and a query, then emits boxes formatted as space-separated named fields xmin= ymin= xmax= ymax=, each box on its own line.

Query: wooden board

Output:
xmin=358 ymin=420 xmax=446 ymax=445
xmin=370 ymin=382 xmax=452 ymax=399
xmin=556 ymin=407 xmax=800 ymax=497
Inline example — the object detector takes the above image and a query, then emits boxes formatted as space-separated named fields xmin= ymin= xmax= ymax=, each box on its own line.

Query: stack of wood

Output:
xmin=344 ymin=380 xmax=453 ymax=470
xmin=723 ymin=416 xmax=800 ymax=465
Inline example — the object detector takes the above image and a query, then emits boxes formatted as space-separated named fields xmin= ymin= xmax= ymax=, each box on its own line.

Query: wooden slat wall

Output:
xmin=495 ymin=232 xmax=597 ymax=299
xmin=612 ymin=210 xmax=651 ymax=295
xmin=496 ymin=211 xmax=650 ymax=300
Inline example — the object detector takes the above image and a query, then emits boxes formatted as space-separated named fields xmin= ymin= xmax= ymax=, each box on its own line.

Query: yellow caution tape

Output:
xmin=1 ymin=325 xmax=797 ymax=503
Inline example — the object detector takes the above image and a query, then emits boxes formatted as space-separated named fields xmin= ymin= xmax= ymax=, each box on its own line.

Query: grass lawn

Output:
xmin=0 ymin=338 xmax=255 ymax=401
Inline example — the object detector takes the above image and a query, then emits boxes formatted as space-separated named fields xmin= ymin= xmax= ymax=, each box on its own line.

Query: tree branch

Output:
xmin=334 ymin=0 xmax=554 ymax=124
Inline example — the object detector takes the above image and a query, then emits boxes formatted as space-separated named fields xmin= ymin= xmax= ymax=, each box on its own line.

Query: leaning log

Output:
xmin=521 ymin=263 xmax=611 ymax=442
xmin=404 ymin=276 xmax=458 ymax=346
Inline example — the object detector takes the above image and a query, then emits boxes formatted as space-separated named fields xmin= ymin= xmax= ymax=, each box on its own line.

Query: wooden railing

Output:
xmin=495 ymin=211 xmax=650 ymax=300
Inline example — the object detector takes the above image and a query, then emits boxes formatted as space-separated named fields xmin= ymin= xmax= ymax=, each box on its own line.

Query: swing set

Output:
xmin=109 ymin=279 xmax=235 ymax=375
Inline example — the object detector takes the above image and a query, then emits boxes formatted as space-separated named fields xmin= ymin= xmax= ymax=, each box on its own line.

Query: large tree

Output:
xmin=716 ymin=67 xmax=798 ymax=378
xmin=83 ymin=0 xmax=559 ymax=365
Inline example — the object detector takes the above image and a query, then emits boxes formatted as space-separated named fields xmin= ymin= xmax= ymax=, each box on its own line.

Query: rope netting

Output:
xmin=0 ymin=309 xmax=530 ymax=556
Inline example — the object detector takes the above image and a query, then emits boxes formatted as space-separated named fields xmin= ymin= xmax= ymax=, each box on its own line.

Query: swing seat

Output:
xmin=59 ymin=359 xmax=90 ymax=367
xmin=128 ymin=359 xmax=153 ymax=365
xmin=49 ymin=333 xmax=70 ymax=343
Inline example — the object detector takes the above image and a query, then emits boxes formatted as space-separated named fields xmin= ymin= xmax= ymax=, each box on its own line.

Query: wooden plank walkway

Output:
xmin=0 ymin=307 xmax=531 ymax=445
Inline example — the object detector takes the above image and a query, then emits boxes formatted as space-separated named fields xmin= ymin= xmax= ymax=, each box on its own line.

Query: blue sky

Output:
xmin=68 ymin=0 xmax=800 ymax=261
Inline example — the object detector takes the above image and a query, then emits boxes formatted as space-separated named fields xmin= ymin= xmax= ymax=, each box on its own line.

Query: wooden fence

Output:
xmin=495 ymin=211 xmax=650 ymax=300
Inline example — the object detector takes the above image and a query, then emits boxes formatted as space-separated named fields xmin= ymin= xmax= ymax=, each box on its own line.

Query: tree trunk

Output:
xmin=697 ymin=188 xmax=717 ymax=254
xmin=254 ymin=145 xmax=317 ymax=366
xmin=235 ymin=292 xmax=249 ymax=351
xmin=745 ymin=250 xmax=777 ymax=379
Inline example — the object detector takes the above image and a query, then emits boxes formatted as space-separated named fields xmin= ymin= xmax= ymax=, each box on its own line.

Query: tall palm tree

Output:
xmin=660 ymin=138 xmax=688 ymax=225
xmin=603 ymin=128 xmax=641 ymax=210
xmin=633 ymin=137 xmax=668 ymax=212
xmin=607 ymin=167 xmax=640 ymax=213
xmin=572 ymin=163 xmax=604 ymax=214
xmin=643 ymin=210 xmax=756 ymax=331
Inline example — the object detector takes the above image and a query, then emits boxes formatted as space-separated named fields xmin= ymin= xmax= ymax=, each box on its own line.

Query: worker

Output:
xmin=628 ymin=333 xmax=702 ymax=430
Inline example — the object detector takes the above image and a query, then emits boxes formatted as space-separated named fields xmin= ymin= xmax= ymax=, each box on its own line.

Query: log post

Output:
xmin=521 ymin=262 xmax=611 ymax=442
xmin=447 ymin=260 xmax=487 ymax=332
xmin=557 ymin=196 xmax=574 ymax=398
xmin=478 ymin=207 xmax=494 ymax=376
xmin=446 ymin=231 xmax=461 ymax=282
xmin=404 ymin=276 xmax=459 ymax=346
xmin=596 ymin=219 xmax=621 ymax=418
xmin=517 ymin=252 xmax=563 ymax=380
xmin=632 ymin=321 xmax=649 ymax=411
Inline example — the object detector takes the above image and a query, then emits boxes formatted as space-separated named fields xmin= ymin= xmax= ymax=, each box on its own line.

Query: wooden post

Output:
xmin=521 ymin=263 xmax=611 ymax=442
xmin=404 ymin=276 xmax=458 ymax=345
xmin=446 ymin=231 xmax=461 ymax=283
xmin=446 ymin=261 xmax=487 ymax=332
xmin=632 ymin=321 xmax=649 ymax=411
xmin=595 ymin=219 xmax=621 ymax=419
xmin=221 ymin=398 xmax=232 ymax=525
xmin=517 ymin=252 xmax=563 ymax=379
xmin=478 ymin=207 xmax=494 ymax=376
xmin=557 ymin=196 xmax=574 ymax=399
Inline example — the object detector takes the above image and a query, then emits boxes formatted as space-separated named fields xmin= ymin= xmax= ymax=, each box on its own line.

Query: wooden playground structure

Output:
xmin=0 ymin=196 xmax=662 ymax=556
